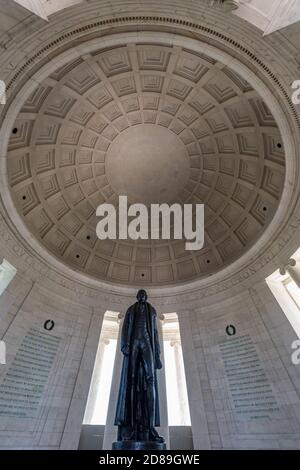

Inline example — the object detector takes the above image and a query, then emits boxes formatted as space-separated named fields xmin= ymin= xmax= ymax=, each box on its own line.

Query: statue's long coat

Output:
xmin=114 ymin=302 xmax=161 ymax=427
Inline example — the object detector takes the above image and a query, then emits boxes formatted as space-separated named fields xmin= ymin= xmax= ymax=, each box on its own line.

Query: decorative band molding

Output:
xmin=4 ymin=15 xmax=299 ymax=132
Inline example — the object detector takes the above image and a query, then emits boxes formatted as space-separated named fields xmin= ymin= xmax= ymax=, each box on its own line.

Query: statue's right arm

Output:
xmin=121 ymin=308 xmax=131 ymax=355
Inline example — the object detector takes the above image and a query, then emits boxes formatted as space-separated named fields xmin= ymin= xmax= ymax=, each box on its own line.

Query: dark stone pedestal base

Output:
xmin=112 ymin=441 xmax=166 ymax=450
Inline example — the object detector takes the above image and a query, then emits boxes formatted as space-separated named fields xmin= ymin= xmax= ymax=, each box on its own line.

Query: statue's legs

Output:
xmin=129 ymin=342 xmax=140 ymax=437
xmin=128 ymin=338 xmax=164 ymax=442
xmin=140 ymin=341 xmax=156 ymax=430
xmin=141 ymin=340 xmax=164 ymax=443
xmin=129 ymin=339 xmax=156 ymax=436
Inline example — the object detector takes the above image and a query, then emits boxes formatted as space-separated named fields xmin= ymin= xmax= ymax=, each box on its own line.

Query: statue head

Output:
xmin=136 ymin=289 xmax=147 ymax=303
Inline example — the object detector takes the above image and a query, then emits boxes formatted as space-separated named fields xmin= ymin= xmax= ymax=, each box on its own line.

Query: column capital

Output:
xmin=279 ymin=258 xmax=297 ymax=276
xmin=158 ymin=313 xmax=165 ymax=322
xmin=117 ymin=312 xmax=125 ymax=323
xmin=100 ymin=337 xmax=110 ymax=345
xmin=211 ymin=0 xmax=240 ymax=12
xmin=170 ymin=339 xmax=181 ymax=348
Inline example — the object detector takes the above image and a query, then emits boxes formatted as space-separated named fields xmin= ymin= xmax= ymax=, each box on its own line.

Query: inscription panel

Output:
xmin=0 ymin=328 xmax=60 ymax=418
xmin=219 ymin=334 xmax=279 ymax=420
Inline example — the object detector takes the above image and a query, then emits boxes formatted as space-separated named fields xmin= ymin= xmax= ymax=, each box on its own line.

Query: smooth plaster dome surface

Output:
xmin=106 ymin=124 xmax=190 ymax=204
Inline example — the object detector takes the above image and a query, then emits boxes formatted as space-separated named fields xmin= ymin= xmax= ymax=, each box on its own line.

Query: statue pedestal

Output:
xmin=112 ymin=441 xmax=166 ymax=450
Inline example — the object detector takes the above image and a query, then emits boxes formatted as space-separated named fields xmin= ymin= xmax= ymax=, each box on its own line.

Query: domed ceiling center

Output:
xmin=106 ymin=124 xmax=190 ymax=204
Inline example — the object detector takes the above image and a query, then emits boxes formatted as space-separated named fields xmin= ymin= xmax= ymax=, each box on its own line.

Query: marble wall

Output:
xmin=0 ymin=275 xmax=104 ymax=449
xmin=178 ymin=282 xmax=300 ymax=449
xmin=1 ymin=266 xmax=300 ymax=449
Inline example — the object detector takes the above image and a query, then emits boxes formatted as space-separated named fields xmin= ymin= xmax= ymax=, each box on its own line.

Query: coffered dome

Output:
xmin=7 ymin=43 xmax=285 ymax=285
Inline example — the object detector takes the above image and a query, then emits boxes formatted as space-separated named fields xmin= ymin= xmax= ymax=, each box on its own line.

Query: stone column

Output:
xmin=83 ymin=337 xmax=110 ymax=424
xmin=156 ymin=314 xmax=170 ymax=448
xmin=170 ymin=339 xmax=190 ymax=425
xmin=102 ymin=313 xmax=124 ymax=449
xmin=178 ymin=310 xmax=211 ymax=449
xmin=60 ymin=307 xmax=105 ymax=449
xmin=279 ymin=258 xmax=300 ymax=288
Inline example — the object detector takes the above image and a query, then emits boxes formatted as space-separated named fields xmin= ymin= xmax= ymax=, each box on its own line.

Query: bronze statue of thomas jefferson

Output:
xmin=114 ymin=289 xmax=164 ymax=443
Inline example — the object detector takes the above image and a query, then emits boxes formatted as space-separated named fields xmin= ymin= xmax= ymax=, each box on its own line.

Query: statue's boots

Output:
xmin=149 ymin=427 xmax=165 ymax=443
xmin=147 ymin=378 xmax=165 ymax=443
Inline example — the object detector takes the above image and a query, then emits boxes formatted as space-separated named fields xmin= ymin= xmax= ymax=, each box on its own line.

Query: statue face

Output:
xmin=137 ymin=289 xmax=147 ymax=303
